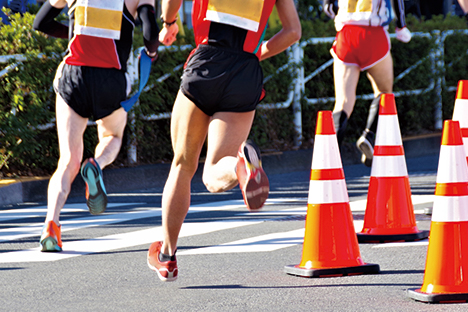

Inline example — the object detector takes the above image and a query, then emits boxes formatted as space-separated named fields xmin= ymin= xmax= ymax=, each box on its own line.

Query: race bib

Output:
xmin=73 ymin=0 xmax=124 ymax=40
xmin=346 ymin=0 xmax=372 ymax=13
xmin=206 ymin=0 xmax=264 ymax=32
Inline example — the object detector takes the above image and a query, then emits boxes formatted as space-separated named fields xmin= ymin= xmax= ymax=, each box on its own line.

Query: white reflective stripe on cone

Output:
xmin=432 ymin=195 xmax=468 ymax=222
xmin=371 ymin=155 xmax=408 ymax=177
xmin=462 ymin=137 xmax=468 ymax=156
xmin=453 ymin=98 xmax=468 ymax=127
xmin=436 ymin=145 xmax=468 ymax=183
xmin=375 ymin=115 xmax=403 ymax=146
xmin=311 ymin=135 xmax=342 ymax=170
xmin=308 ymin=179 xmax=349 ymax=204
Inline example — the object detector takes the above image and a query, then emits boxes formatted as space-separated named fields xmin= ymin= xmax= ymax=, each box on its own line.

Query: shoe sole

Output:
xmin=356 ymin=136 xmax=374 ymax=167
xmin=147 ymin=260 xmax=178 ymax=282
xmin=243 ymin=143 xmax=269 ymax=210
xmin=40 ymin=237 xmax=62 ymax=252
xmin=82 ymin=161 xmax=108 ymax=215
xmin=243 ymin=168 xmax=269 ymax=210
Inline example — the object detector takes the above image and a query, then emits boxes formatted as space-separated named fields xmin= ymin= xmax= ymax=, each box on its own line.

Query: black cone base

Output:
xmin=408 ymin=288 xmax=468 ymax=303
xmin=284 ymin=263 xmax=380 ymax=278
xmin=357 ymin=230 xmax=429 ymax=243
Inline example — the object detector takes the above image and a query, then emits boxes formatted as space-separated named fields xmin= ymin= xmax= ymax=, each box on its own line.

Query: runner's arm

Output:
xmin=259 ymin=0 xmax=301 ymax=61
xmin=459 ymin=0 xmax=468 ymax=13
xmin=392 ymin=0 xmax=411 ymax=42
xmin=32 ymin=0 xmax=68 ymax=39
xmin=137 ymin=3 xmax=160 ymax=57
xmin=392 ymin=0 xmax=407 ymax=29
xmin=159 ymin=0 xmax=182 ymax=46
xmin=323 ymin=0 xmax=338 ymax=19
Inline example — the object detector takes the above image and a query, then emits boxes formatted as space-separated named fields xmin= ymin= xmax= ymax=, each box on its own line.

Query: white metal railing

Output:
xmin=1 ymin=29 xmax=467 ymax=162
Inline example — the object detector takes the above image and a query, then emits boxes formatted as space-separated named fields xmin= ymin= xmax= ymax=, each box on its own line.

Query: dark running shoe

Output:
xmin=356 ymin=130 xmax=375 ymax=167
xmin=147 ymin=241 xmax=178 ymax=282
xmin=81 ymin=158 xmax=108 ymax=215
xmin=40 ymin=220 xmax=62 ymax=252
xmin=236 ymin=140 xmax=269 ymax=210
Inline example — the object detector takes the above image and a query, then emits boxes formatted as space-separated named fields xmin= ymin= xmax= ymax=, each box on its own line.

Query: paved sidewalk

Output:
xmin=0 ymin=133 xmax=442 ymax=206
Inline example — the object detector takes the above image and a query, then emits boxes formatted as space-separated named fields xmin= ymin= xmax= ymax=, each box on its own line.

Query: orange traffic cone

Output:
xmin=452 ymin=80 xmax=468 ymax=164
xmin=408 ymin=120 xmax=468 ymax=303
xmin=284 ymin=111 xmax=379 ymax=277
xmin=357 ymin=94 xmax=429 ymax=243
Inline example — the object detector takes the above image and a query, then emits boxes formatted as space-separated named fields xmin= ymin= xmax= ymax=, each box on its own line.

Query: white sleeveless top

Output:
xmin=334 ymin=0 xmax=393 ymax=31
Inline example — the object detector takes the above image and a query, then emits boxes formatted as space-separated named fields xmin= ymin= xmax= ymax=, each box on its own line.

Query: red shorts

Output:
xmin=331 ymin=25 xmax=390 ymax=70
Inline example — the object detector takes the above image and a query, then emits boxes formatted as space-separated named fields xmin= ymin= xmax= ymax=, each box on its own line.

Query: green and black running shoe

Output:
xmin=81 ymin=158 xmax=108 ymax=215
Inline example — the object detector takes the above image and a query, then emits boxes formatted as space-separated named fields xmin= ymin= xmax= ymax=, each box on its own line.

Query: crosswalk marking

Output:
xmin=0 ymin=203 xmax=132 ymax=223
xmin=0 ymin=207 xmax=159 ymax=243
xmin=178 ymin=228 xmax=305 ymax=255
xmin=0 ymin=195 xmax=435 ymax=263
xmin=372 ymin=239 xmax=429 ymax=248
xmin=0 ymin=199 xmax=258 ymax=244
xmin=348 ymin=194 xmax=434 ymax=212
xmin=0 ymin=220 xmax=263 ymax=263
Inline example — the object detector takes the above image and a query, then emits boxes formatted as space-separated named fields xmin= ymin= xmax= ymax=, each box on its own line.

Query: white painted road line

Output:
xmin=237 ymin=207 xmax=307 ymax=217
xmin=372 ymin=239 xmax=429 ymax=248
xmin=411 ymin=195 xmax=435 ymax=205
xmin=0 ymin=203 xmax=133 ymax=223
xmin=0 ymin=196 xmax=435 ymax=263
xmin=0 ymin=199 xmax=258 ymax=243
xmin=0 ymin=220 xmax=263 ymax=263
xmin=354 ymin=220 xmax=364 ymax=232
xmin=178 ymin=228 xmax=305 ymax=255
xmin=349 ymin=195 xmax=435 ymax=212
xmin=0 ymin=208 xmax=160 ymax=243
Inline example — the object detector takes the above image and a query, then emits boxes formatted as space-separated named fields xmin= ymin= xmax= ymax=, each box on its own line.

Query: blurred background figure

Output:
xmin=323 ymin=0 xmax=412 ymax=167
xmin=405 ymin=0 xmax=422 ymax=19
xmin=420 ymin=0 xmax=448 ymax=19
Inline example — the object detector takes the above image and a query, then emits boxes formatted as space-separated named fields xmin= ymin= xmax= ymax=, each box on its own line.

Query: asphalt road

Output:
xmin=1 ymin=151 xmax=466 ymax=311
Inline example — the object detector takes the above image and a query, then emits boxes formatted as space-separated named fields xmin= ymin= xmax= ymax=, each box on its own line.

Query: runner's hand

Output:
xmin=159 ymin=23 xmax=179 ymax=46
xmin=323 ymin=0 xmax=337 ymax=19
xmin=396 ymin=27 xmax=412 ymax=43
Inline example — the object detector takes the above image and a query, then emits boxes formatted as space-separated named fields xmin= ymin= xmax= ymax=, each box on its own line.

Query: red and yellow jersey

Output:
xmin=191 ymin=0 xmax=276 ymax=58
xmin=64 ymin=0 xmax=135 ymax=71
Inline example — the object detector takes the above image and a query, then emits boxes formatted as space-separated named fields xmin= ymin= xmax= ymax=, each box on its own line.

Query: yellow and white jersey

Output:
xmin=70 ymin=0 xmax=125 ymax=40
xmin=205 ymin=0 xmax=264 ymax=32
xmin=334 ymin=0 xmax=393 ymax=31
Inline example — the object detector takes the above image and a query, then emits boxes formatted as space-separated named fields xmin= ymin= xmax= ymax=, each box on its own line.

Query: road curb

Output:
xmin=0 ymin=133 xmax=442 ymax=206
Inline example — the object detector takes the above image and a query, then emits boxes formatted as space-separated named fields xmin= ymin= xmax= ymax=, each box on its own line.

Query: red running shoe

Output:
xmin=236 ymin=140 xmax=269 ymax=210
xmin=40 ymin=220 xmax=62 ymax=252
xmin=147 ymin=241 xmax=178 ymax=282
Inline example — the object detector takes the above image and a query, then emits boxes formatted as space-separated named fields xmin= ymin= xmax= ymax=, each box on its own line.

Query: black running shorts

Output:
xmin=180 ymin=45 xmax=264 ymax=116
xmin=53 ymin=63 xmax=127 ymax=120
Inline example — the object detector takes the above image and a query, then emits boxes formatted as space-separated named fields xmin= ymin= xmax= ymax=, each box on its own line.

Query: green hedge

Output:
xmin=1 ymin=9 xmax=467 ymax=177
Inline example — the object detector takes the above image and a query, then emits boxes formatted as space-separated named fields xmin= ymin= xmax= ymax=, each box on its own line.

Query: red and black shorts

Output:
xmin=180 ymin=44 xmax=264 ymax=116
xmin=331 ymin=25 xmax=390 ymax=70
xmin=53 ymin=62 xmax=128 ymax=120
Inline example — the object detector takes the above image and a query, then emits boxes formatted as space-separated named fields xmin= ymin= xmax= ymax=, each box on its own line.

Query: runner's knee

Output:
xmin=202 ymin=172 xmax=236 ymax=193
xmin=202 ymin=177 xmax=219 ymax=193
xmin=99 ymin=133 xmax=123 ymax=144
xmin=57 ymin=156 xmax=81 ymax=177
xmin=171 ymin=155 xmax=199 ymax=178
